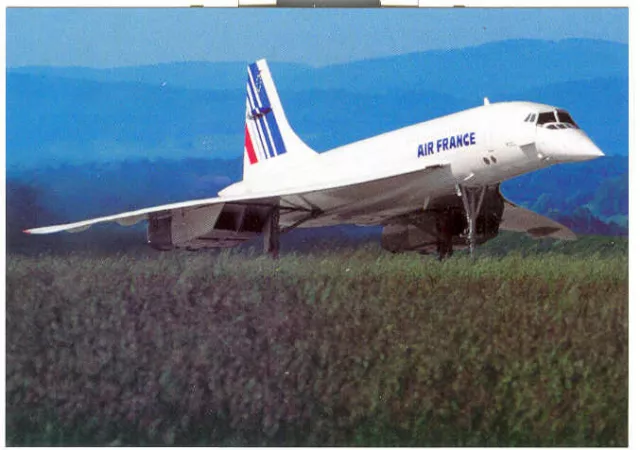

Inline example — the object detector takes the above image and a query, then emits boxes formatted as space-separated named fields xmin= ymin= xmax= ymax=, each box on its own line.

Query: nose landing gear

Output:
xmin=456 ymin=184 xmax=487 ymax=256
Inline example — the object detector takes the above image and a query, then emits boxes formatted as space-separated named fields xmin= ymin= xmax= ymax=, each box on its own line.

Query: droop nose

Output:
xmin=536 ymin=129 xmax=604 ymax=162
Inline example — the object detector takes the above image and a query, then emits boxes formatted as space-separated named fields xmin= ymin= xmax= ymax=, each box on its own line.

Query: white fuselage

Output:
xmin=221 ymin=101 xmax=602 ymax=227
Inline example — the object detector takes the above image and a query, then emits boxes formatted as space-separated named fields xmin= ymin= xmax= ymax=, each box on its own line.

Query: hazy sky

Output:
xmin=6 ymin=8 xmax=628 ymax=68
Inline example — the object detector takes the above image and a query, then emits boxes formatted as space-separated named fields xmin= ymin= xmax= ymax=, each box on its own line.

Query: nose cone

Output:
xmin=537 ymin=129 xmax=604 ymax=162
xmin=569 ymin=132 xmax=605 ymax=161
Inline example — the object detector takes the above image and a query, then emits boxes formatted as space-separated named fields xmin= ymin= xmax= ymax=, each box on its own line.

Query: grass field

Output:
xmin=6 ymin=236 xmax=628 ymax=446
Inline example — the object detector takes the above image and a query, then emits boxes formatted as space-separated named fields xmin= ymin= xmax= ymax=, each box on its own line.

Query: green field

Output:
xmin=6 ymin=236 xmax=628 ymax=446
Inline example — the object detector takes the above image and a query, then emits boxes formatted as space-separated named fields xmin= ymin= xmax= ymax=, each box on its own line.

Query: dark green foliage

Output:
xmin=6 ymin=248 xmax=627 ymax=446
xmin=501 ymin=155 xmax=628 ymax=233
xmin=592 ymin=173 xmax=629 ymax=219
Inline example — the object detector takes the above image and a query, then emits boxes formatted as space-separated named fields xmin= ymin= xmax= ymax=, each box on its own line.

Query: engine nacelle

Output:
xmin=381 ymin=186 xmax=504 ymax=254
xmin=146 ymin=203 xmax=272 ymax=251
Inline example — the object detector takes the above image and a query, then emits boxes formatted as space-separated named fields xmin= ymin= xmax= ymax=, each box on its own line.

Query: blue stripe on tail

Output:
xmin=248 ymin=63 xmax=287 ymax=156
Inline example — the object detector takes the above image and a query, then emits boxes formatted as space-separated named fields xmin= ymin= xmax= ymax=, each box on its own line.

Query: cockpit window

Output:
xmin=524 ymin=113 xmax=532 ymax=122
xmin=537 ymin=112 xmax=556 ymax=125
xmin=536 ymin=110 xmax=580 ymax=129
xmin=556 ymin=110 xmax=579 ymax=128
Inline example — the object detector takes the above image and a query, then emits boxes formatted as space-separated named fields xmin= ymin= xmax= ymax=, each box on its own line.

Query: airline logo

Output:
xmin=417 ymin=131 xmax=477 ymax=158
xmin=244 ymin=63 xmax=287 ymax=165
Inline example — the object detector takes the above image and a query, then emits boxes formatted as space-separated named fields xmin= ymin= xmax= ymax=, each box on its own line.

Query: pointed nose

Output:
xmin=537 ymin=129 xmax=604 ymax=162
xmin=570 ymin=132 xmax=605 ymax=161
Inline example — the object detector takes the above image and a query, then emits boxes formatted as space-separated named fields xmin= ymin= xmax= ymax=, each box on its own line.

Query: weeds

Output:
xmin=6 ymin=246 xmax=628 ymax=446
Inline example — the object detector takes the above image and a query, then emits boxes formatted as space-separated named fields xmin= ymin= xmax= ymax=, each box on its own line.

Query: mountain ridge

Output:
xmin=7 ymin=72 xmax=628 ymax=170
xmin=8 ymin=38 xmax=627 ymax=95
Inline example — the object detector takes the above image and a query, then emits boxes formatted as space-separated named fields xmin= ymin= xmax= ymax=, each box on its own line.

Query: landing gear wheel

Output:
xmin=436 ymin=239 xmax=453 ymax=261
xmin=436 ymin=212 xmax=454 ymax=260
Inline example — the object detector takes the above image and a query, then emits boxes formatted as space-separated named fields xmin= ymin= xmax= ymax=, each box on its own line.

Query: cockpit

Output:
xmin=524 ymin=110 xmax=580 ymax=129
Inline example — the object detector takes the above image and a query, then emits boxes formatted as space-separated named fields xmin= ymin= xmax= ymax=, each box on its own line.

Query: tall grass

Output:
xmin=6 ymin=247 xmax=628 ymax=445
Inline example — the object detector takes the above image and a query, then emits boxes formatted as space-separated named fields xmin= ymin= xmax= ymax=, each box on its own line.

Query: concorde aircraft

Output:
xmin=25 ymin=59 xmax=604 ymax=259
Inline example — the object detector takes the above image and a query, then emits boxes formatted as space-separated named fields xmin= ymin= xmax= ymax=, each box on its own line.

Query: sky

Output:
xmin=6 ymin=8 xmax=628 ymax=68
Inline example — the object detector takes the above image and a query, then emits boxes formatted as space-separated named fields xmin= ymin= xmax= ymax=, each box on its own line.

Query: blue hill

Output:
xmin=7 ymin=38 xmax=628 ymax=170
xmin=9 ymin=61 xmax=309 ymax=92
xmin=6 ymin=74 xmax=244 ymax=167
xmin=11 ymin=38 xmax=627 ymax=97
xmin=291 ymin=39 xmax=627 ymax=99
xmin=6 ymin=73 xmax=628 ymax=170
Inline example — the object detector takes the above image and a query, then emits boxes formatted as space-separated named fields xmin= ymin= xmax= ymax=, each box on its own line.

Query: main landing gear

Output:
xmin=262 ymin=199 xmax=324 ymax=259
xmin=263 ymin=207 xmax=280 ymax=259
xmin=435 ymin=211 xmax=454 ymax=261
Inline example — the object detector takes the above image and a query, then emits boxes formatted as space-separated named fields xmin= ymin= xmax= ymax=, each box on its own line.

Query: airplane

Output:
xmin=24 ymin=59 xmax=604 ymax=259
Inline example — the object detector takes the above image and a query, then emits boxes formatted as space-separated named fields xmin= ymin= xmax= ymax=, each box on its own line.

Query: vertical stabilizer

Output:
xmin=243 ymin=59 xmax=317 ymax=182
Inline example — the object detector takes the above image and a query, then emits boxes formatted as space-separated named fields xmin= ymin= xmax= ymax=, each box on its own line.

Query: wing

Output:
xmin=24 ymin=196 xmax=230 ymax=235
xmin=25 ymin=162 xmax=452 ymax=248
xmin=378 ymin=185 xmax=577 ymax=255
xmin=499 ymin=196 xmax=576 ymax=240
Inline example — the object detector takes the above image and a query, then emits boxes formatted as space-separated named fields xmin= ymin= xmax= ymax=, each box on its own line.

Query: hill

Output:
xmin=10 ymin=39 xmax=627 ymax=96
xmin=7 ymin=38 xmax=629 ymax=170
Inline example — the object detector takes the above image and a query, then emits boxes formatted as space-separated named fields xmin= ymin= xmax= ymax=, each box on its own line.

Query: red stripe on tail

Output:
xmin=244 ymin=125 xmax=258 ymax=165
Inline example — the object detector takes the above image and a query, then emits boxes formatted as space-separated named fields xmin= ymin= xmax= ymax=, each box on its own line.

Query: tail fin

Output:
xmin=243 ymin=59 xmax=317 ymax=181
